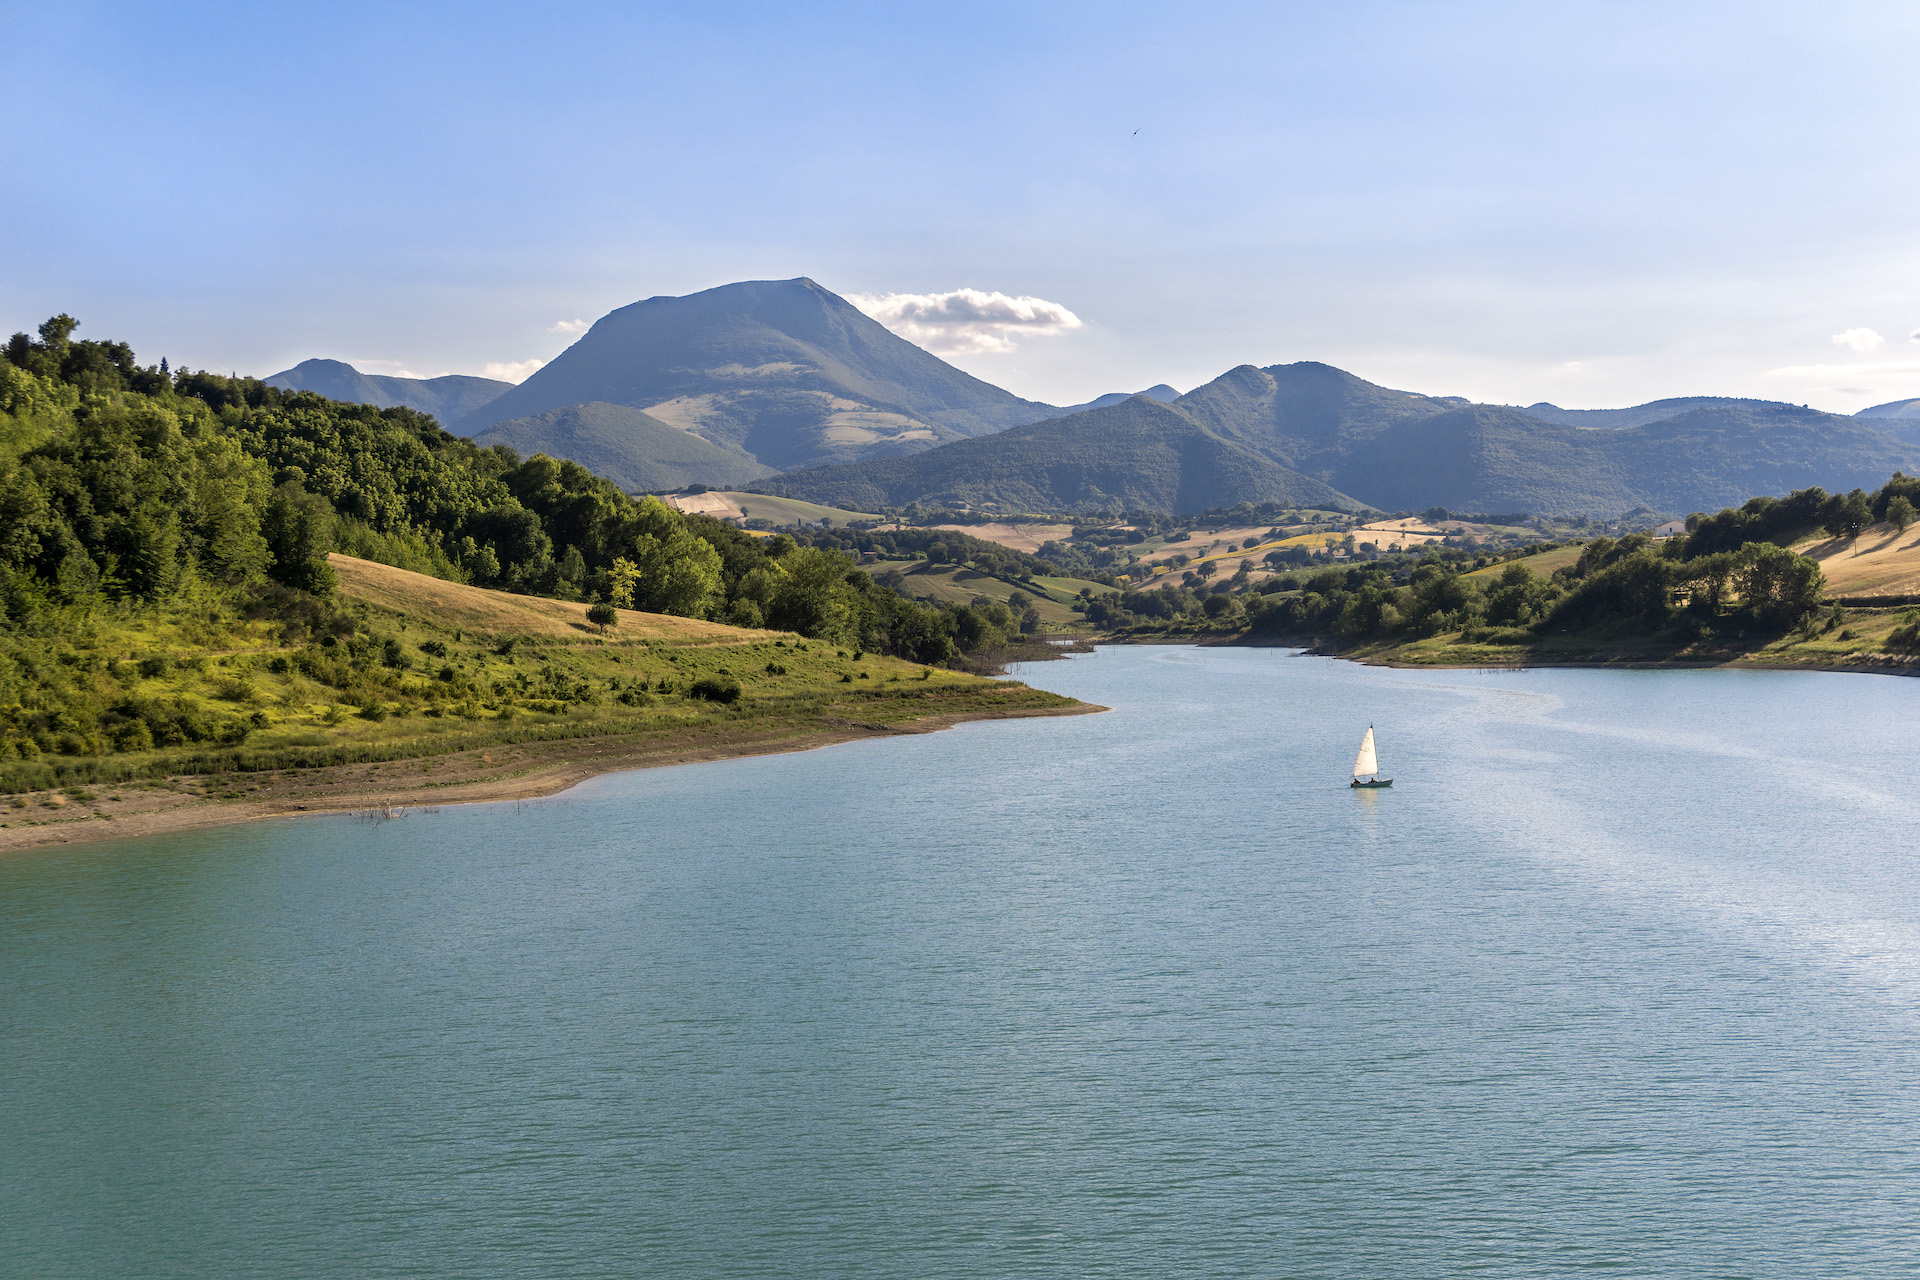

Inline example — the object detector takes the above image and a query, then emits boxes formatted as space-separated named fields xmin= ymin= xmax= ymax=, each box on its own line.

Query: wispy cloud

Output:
xmin=1831 ymin=327 xmax=1885 ymax=352
xmin=483 ymin=358 xmax=546 ymax=383
xmin=847 ymin=288 xmax=1083 ymax=355
xmin=551 ymin=318 xmax=590 ymax=335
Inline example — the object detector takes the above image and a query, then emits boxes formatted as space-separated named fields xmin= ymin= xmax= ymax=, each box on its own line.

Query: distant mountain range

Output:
xmin=767 ymin=361 xmax=1919 ymax=516
xmin=264 ymin=358 xmax=512 ymax=423
xmin=265 ymin=278 xmax=1920 ymax=517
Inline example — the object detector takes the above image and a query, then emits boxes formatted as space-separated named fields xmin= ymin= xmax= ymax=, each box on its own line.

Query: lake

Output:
xmin=4 ymin=646 xmax=1919 ymax=1277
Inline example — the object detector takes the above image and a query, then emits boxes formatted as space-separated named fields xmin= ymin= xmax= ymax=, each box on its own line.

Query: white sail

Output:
xmin=1353 ymin=727 xmax=1378 ymax=778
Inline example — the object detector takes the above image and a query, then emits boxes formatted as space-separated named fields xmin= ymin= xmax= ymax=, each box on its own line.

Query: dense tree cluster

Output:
xmin=0 ymin=316 xmax=1018 ymax=669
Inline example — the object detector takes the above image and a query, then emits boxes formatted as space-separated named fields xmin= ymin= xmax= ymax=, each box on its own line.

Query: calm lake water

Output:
xmin=5 ymin=647 xmax=1920 ymax=1278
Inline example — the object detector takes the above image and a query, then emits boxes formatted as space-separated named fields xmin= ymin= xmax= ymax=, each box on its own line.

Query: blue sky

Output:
xmin=6 ymin=1 xmax=1919 ymax=411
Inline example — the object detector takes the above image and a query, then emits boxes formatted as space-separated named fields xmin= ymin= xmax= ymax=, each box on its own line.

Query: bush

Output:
xmin=688 ymin=677 xmax=742 ymax=703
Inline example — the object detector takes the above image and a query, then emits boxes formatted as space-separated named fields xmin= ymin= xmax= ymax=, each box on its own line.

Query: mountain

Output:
xmin=760 ymin=394 xmax=1361 ymax=515
xmin=1516 ymin=396 xmax=1776 ymax=428
xmin=471 ymin=402 xmax=774 ymax=492
xmin=1044 ymin=384 xmax=1180 ymax=417
xmin=454 ymin=278 xmax=1056 ymax=476
xmin=766 ymin=360 xmax=1919 ymax=516
xmin=265 ymin=358 xmax=511 ymax=422
xmin=1856 ymin=397 xmax=1920 ymax=446
xmin=1856 ymin=397 xmax=1920 ymax=418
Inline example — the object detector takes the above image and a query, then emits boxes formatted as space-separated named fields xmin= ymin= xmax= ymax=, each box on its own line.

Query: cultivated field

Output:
xmin=662 ymin=491 xmax=876 ymax=526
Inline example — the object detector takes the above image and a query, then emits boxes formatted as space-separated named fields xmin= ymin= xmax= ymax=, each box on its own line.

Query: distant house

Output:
xmin=1653 ymin=519 xmax=1687 ymax=538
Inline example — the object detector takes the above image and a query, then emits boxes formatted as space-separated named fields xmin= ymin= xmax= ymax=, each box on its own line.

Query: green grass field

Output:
xmin=1465 ymin=544 xmax=1584 ymax=579
xmin=862 ymin=562 xmax=1100 ymax=628
xmin=723 ymin=492 xmax=878 ymax=525
xmin=0 ymin=555 xmax=1077 ymax=795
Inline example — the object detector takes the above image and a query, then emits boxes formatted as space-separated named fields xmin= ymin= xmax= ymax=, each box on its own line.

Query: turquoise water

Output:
xmin=4 ymin=646 xmax=1920 ymax=1277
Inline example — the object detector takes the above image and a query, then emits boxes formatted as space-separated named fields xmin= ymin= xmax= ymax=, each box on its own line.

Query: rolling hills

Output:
xmin=265 ymin=358 xmax=511 ymax=422
xmin=769 ymin=358 xmax=1920 ymax=517
xmin=453 ymin=277 xmax=1056 ymax=474
xmin=761 ymin=394 xmax=1362 ymax=515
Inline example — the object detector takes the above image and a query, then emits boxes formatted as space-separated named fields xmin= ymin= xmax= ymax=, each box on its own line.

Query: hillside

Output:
xmin=455 ymin=278 xmax=1056 ymax=474
xmin=265 ymin=358 xmax=510 ymax=422
xmin=1516 ymin=396 xmax=1771 ymax=428
xmin=1857 ymin=396 xmax=1920 ymax=420
xmin=662 ymin=491 xmax=877 ymax=525
xmin=471 ymin=402 xmax=773 ymax=492
xmin=1792 ymin=523 xmax=1920 ymax=597
xmin=768 ymin=350 xmax=1919 ymax=517
xmin=763 ymin=394 xmax=1363 ymax=515
xmin=1 ymin=550 xmax=1083 ymax=846
xmin=1044 ymin=383 xmax=1181 ymax=417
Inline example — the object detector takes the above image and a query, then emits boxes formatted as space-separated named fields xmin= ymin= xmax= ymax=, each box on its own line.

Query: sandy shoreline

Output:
xmin=0 ymin=701 xmax=1106 ymax=856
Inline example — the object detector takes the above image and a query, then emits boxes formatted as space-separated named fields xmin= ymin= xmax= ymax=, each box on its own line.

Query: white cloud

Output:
xmin=552 ymin=318 xmax=590 ymax=335
xmin=847 ymin=288 xmax=1084 ymax=355
xmin=1911 ymin=328 xmax=1920 ymax=343
xmin=1831 ymin=327 xmax=1885 ymax=352
xmin=483 ymin=358 xmax=546 ymax=383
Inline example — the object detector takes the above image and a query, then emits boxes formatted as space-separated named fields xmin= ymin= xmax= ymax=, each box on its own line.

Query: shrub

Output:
xmin=689 ymin=677 xmax=742 ymax=703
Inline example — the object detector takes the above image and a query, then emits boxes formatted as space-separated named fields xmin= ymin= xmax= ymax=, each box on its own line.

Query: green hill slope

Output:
xmin=763 ymin=395 xmax=1364 ymax=515
xmin=1173 ymin=363 xmax=1918 ymax=516
xmin=473 ymin=402 xmax=772 ymax=492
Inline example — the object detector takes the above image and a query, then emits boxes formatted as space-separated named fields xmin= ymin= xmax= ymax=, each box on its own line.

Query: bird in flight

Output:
xmin=1132 ymin=128 xmax=1141 ymax=136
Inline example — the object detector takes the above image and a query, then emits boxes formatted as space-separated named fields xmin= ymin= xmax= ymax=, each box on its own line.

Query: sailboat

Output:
xmin=1350 ymin=725 xmax=1393 ymax=788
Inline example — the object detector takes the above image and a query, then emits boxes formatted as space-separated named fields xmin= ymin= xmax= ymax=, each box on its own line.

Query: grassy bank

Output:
xmin=1 ymin=554 xmax=1087 ymax=812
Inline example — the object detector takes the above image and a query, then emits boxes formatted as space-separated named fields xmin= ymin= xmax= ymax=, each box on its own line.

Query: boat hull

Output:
xmin=1350 ymin=778 xmax=1394 ymax=788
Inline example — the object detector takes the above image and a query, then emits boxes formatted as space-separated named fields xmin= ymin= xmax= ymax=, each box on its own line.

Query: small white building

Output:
xmin=1653 ymin=519 xmax=1687 ymax=538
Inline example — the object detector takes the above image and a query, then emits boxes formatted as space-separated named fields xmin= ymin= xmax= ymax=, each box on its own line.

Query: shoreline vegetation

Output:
xmin=1103 ymin=479 xmax=1920 ymax=676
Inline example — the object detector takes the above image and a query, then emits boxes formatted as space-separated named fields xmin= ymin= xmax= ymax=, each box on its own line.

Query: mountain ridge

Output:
xmin=264 ymin=358 xmax=512 ymax=422
xmin=768 ymin=360 xmax=1920 ymax=516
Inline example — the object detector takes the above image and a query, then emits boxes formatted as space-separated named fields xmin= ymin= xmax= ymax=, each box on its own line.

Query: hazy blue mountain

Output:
xmin=454 ymin=278 xmax=1056 ymax=472
xmin=265 ymin=358 xmax=511 ymax=422
xmin=472 ymin=402 xmax=773 ymax=492
xmin=765 ymin=359 xmax=1919 ymax=516
xmin=1855 ymin=397 xmax=1920 ymax=446
xmin=1854 ymin=397 xmax=1920 ymax=418
xmin=1516 ymin=396 xmax=1780 ymax=428
xmin=1177 ymin=368 xmax=1918 ymax=515
xmin=1043 ymin=384 xmax=1180 ymax=417
xmin=762 ymin=394 xmax=1361 ymax=514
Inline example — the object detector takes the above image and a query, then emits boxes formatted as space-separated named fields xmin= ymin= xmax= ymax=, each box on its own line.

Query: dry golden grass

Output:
xmin=329 ymin=554 xmax=772 ymax=643
xmin=917 ymin=522 xmax=1076 ymax=554
xmin=1795 ymin=524 xmax=1920 ymax=596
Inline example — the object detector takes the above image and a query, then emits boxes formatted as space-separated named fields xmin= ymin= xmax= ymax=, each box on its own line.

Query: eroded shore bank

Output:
xmin=0 ymin=701 xmax=1105 ymax=855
